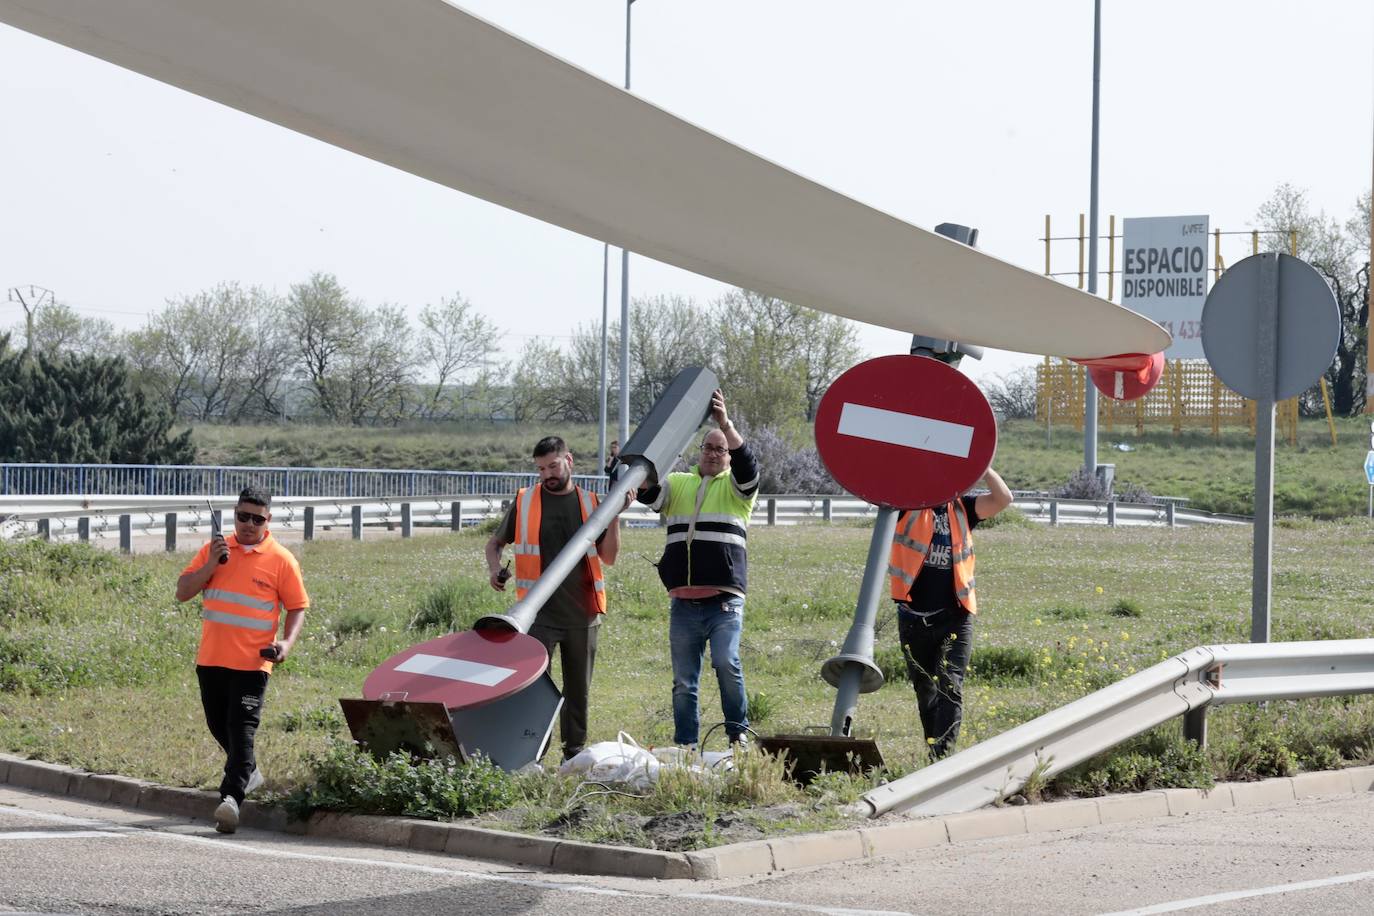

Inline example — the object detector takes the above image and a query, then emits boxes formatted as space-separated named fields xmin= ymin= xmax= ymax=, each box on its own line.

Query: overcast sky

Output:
xmin=2 ymin=0 xmax=1371 ymax=384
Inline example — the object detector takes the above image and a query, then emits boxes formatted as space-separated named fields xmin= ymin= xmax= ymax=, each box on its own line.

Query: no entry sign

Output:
xmin=364 ymin=629 xmax=548 ymax=710
xmin=815 ymin=355 xmax=997 ymax=510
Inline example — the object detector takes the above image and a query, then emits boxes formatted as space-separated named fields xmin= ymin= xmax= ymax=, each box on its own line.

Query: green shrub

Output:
xmin=977 ymin=506 xmax=1032 ymax=529
xmin=277 ymin=704 xmax=344 ymax=734
xmin=410 ymin=578 xmax=506 ymax=631
xmin=968 ymin=645 xmax=1040 ymax=685
xmin=1054 ymin=730 xmax=1212 ymax=796
xmin=746 ymin=690 xmax=777 ymax=724
xmin=286 ymin=742 xmax=515 ymax=821
xmin=1110 ymin=599 xmax=1144 ymax=618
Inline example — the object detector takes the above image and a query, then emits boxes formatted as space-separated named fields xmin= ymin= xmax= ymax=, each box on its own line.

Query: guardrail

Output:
xmin=0 ymin=462 xmax=606 ymax=499
xmin=0 ymin=493 xmax=1244 ymax=549
xmin=858 ymin=638 xmax=1374 ymax=818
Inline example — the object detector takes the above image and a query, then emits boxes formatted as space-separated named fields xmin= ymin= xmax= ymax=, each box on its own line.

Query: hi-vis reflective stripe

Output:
xmin=204 ymin=588 xmax=275 ymax=612
xmin=515 ymin=578 xmax=538 ymax=590
xmin=396 ymin=653 xmax=516 ymax=687
xmin=666 ymin=530 xmax=746 ymax=547
xmin=888 ymin=564 xmax=916 ymax=585
xmin=893 ymin=533 xmax=929 ymax=553
xmin=512 ymin=543 xmax=540 ymax=556
xmin=202 ymin=608 xmax=276 ymax=631
xmin=517 ymin=486 xmax=538 ymax=546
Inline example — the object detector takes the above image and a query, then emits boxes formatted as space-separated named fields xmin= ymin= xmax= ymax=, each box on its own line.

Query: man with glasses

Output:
xmin=176 ymin=486 xmax=309 ymax=834
xmin=638 ymin=389 xmax=760 ymax=751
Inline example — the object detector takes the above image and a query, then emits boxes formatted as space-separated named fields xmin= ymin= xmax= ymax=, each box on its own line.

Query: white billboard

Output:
xmin=1122 ymin=215 xmax=1209 ymax=359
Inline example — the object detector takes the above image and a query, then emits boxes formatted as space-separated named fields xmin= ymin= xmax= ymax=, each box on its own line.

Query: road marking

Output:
xmin=837 ymin=403 xmax=974 ymax=458
xmin=0 ymin=829 xmax=125 ymax=840
xmin=1098 ymin=868 xmax=1374 ymax=915
xmin=3 ymin=800 xmax=909 ymax=916
xmin=395 ymin=653 xmax=516 ymax=687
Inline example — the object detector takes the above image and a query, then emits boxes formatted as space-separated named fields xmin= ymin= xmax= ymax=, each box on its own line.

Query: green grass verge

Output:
xmin=3 ymin=521 xmax=1373 ymax=848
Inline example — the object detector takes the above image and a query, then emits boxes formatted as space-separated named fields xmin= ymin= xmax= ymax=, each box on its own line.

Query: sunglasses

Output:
xmin=235 ymin=510 xmax=268 ymax=526
xmin=700 ymin=444 xmax=728 ymax=455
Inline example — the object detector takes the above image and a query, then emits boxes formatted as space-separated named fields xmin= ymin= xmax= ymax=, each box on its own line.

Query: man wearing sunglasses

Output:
xmin=176 ymin=486 xmax=309 ymax=834
xmin=637 ymin=388 xmax=760 ymax=751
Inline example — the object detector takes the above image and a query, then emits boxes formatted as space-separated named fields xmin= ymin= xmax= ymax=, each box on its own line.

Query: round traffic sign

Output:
xmin=364 ymin=629 xmax=548 ymax=710
xmin=1201 ymin=253 xmax=1340 ymax=401
xmin=814 ymin=354 xmax=997 ymax=510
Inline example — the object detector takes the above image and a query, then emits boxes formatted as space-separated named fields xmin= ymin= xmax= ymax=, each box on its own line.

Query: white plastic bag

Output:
xmin=558 ymin=731 xmax=660 ymax=790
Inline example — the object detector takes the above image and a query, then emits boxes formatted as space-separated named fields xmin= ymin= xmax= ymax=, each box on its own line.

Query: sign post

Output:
xmin=1201 ymin=252 xmax=1340 ymax=643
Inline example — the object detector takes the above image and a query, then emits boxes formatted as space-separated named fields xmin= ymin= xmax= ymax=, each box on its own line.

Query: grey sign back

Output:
xmin=1200 ymin=252 xmax=1339 ymax=401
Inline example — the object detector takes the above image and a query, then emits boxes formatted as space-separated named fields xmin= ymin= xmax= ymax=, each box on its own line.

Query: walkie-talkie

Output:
xmin=207 ymin=500 xmax=228 ymax=564
xmin=496 ymin=561 xmax=512 ymax=585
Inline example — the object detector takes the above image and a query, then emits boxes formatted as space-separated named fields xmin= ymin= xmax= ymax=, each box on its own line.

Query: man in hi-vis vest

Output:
xmin=486 ymin=436 xmax=625 ymax=762
xmin=176 ymin=486 xmax=309 ymax=834
xmin=637 ymin=389 xmax=760 ymax=750
xmin=889 ymin=467 xmax=1011 ymax=759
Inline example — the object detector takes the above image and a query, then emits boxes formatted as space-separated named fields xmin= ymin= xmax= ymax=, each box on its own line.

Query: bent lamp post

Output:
xmin=474 ymin=366 xmax=717 ymax=633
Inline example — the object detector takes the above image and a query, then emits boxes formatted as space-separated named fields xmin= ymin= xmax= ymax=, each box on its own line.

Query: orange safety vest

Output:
xmin=888 ymin=501 xmax=977 ymax=614
xmin=512 ymin=485 xmax=606 ymax=615
xmin=188 ymin=531 xmax=309 ymax=672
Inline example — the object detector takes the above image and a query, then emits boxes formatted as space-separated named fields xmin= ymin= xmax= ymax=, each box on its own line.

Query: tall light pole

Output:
xmin=599 ymin=0 xmax=638 ymax=472
xmin=1083 ymin=0 xmax=1102 ymax=478
xmin=617 ymin=0 xmax=636 ymax=450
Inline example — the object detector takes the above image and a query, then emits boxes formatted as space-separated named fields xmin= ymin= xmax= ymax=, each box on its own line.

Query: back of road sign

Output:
xmin=1201 ymin=253 xmax=1340 ymax=401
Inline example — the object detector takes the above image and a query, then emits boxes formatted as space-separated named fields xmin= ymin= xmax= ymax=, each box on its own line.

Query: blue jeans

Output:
xmin=669 ymin=594 xmax=749 ymax=745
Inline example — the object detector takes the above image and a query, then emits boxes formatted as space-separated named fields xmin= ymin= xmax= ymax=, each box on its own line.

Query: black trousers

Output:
xmin=529 ymin=623 xmax=598 ymax=760
xmin=897 ymin=605 xmax=975 ymax=759
xmin=196 ymin=665 xmax=269 ymax=804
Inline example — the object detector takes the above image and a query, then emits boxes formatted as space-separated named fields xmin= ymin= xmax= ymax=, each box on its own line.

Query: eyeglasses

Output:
xmin=700 ymin=444 xmax=728 ymax=455
xmin=235 ymin=510 xmax=268 ymax=526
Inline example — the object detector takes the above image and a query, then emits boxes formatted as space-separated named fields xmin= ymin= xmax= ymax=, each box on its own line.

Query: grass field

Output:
xmin=3 ymin=515 xmax=1372 ymax=846
xmin=191 ymin=415 xmax=1374 ymax=519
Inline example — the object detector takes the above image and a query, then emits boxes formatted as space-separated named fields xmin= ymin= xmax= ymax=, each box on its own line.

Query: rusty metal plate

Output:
xmin=338 ymin=698 xmax=463 ymax=762
xmin=758 ymin=733 xmax=884 ymax=785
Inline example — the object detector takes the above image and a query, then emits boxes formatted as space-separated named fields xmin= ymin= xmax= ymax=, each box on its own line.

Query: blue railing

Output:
xmin=0 ymin=463 xmax=608 ymax=498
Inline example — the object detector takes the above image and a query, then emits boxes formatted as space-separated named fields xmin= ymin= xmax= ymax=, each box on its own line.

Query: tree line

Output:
xmin=10 ymin=274 xmax=864 ymax=433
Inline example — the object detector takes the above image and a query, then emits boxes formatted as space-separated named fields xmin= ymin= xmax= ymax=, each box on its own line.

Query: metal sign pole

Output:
xmin=824 ymin=507 xmax=898 ymax=736
xmin=1250 ymin=254 xmax=1279 ymax=644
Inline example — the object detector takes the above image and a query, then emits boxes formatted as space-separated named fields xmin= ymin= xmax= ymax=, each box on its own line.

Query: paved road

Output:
xmin=2 ymin=786 xmax=1372 ymax=915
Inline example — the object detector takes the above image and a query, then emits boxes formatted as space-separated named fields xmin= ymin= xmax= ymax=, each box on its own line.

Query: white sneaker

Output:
xmin=214 ymin=796 xmax=240 ymax=834
xmin=244 ymin=768 xmax=264 ymax=796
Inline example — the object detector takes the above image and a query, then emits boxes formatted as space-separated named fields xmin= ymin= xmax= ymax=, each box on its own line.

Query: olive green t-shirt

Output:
xmin=496 ymin=488 xmax=603 ymax=629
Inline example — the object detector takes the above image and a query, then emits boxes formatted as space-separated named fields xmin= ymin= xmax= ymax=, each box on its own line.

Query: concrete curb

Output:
xmin=2 ymin=753 xmax=1370 ymax=880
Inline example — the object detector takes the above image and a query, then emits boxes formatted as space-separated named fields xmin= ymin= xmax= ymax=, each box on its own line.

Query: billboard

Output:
xmin=1122 ymin=215 xmax=1209 ymax=359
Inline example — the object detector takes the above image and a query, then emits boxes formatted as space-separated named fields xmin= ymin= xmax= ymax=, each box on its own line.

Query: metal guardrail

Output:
xmin=0 ymin=462 xmax=606 ymax=499
xmin=858 ymin=638 xmax=1374 ymax=818
xmin=0 ymin=493 xmax=1243 ymax=548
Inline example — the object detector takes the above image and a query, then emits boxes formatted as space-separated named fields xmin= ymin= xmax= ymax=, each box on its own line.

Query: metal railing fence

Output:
xmin=0 ymin=462 xmax=606 ymax=499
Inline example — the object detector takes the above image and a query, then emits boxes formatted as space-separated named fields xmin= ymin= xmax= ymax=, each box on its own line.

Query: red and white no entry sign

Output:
xmin=814 ymin=355 xmax=997 ymax=510
xmin=364 ymin=629 xmax=549 ymax=710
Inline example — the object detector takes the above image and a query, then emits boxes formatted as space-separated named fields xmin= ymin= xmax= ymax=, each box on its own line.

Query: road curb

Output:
xmin=2 ymin=753 xmax=1370 ymax=880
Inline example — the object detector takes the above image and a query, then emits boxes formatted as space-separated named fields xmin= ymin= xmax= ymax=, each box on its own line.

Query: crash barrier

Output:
xmin=0 ymin=462 xmax=606 ymax=499
xmin=858 ymin=638 xmax=1374 ymax=818
xmin=1 ymin=493 xmax=1244 ymax=549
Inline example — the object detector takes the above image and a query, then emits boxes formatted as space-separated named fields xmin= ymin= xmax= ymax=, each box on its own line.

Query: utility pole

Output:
xmin=7 ymin=285 xmax=53 ymax=362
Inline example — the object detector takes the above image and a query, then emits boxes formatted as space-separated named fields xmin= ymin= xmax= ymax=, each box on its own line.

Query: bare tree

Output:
xmin=416 ymin=292 xmax=500 ymax=419
xmin=981 ymin=366 xmax=1039 ymax=419
xmin=285 ymin=273 xmax=366 ymax=423
xmin=21 ymin=302 xmax=114 ymax=358
xmin=1255 ymin=183 xmax=1368 ymax=415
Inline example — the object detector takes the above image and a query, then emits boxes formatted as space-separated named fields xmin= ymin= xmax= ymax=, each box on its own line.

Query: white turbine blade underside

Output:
xmin=0 ymin=0 xmax=1170 ymax=359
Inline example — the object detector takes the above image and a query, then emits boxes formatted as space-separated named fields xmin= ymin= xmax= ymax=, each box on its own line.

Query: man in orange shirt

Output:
xmin=176 ymin=486 xmax=309 ymax=834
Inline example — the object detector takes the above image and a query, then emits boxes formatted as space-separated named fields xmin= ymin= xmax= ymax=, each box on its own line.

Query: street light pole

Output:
xmin=1083 ymin=0 xmax=1102 ymax=479
xmin=617 ymin=0 xmax=636 ymax=449
xmin=598 ymin=243 xmax=609 ymax=472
